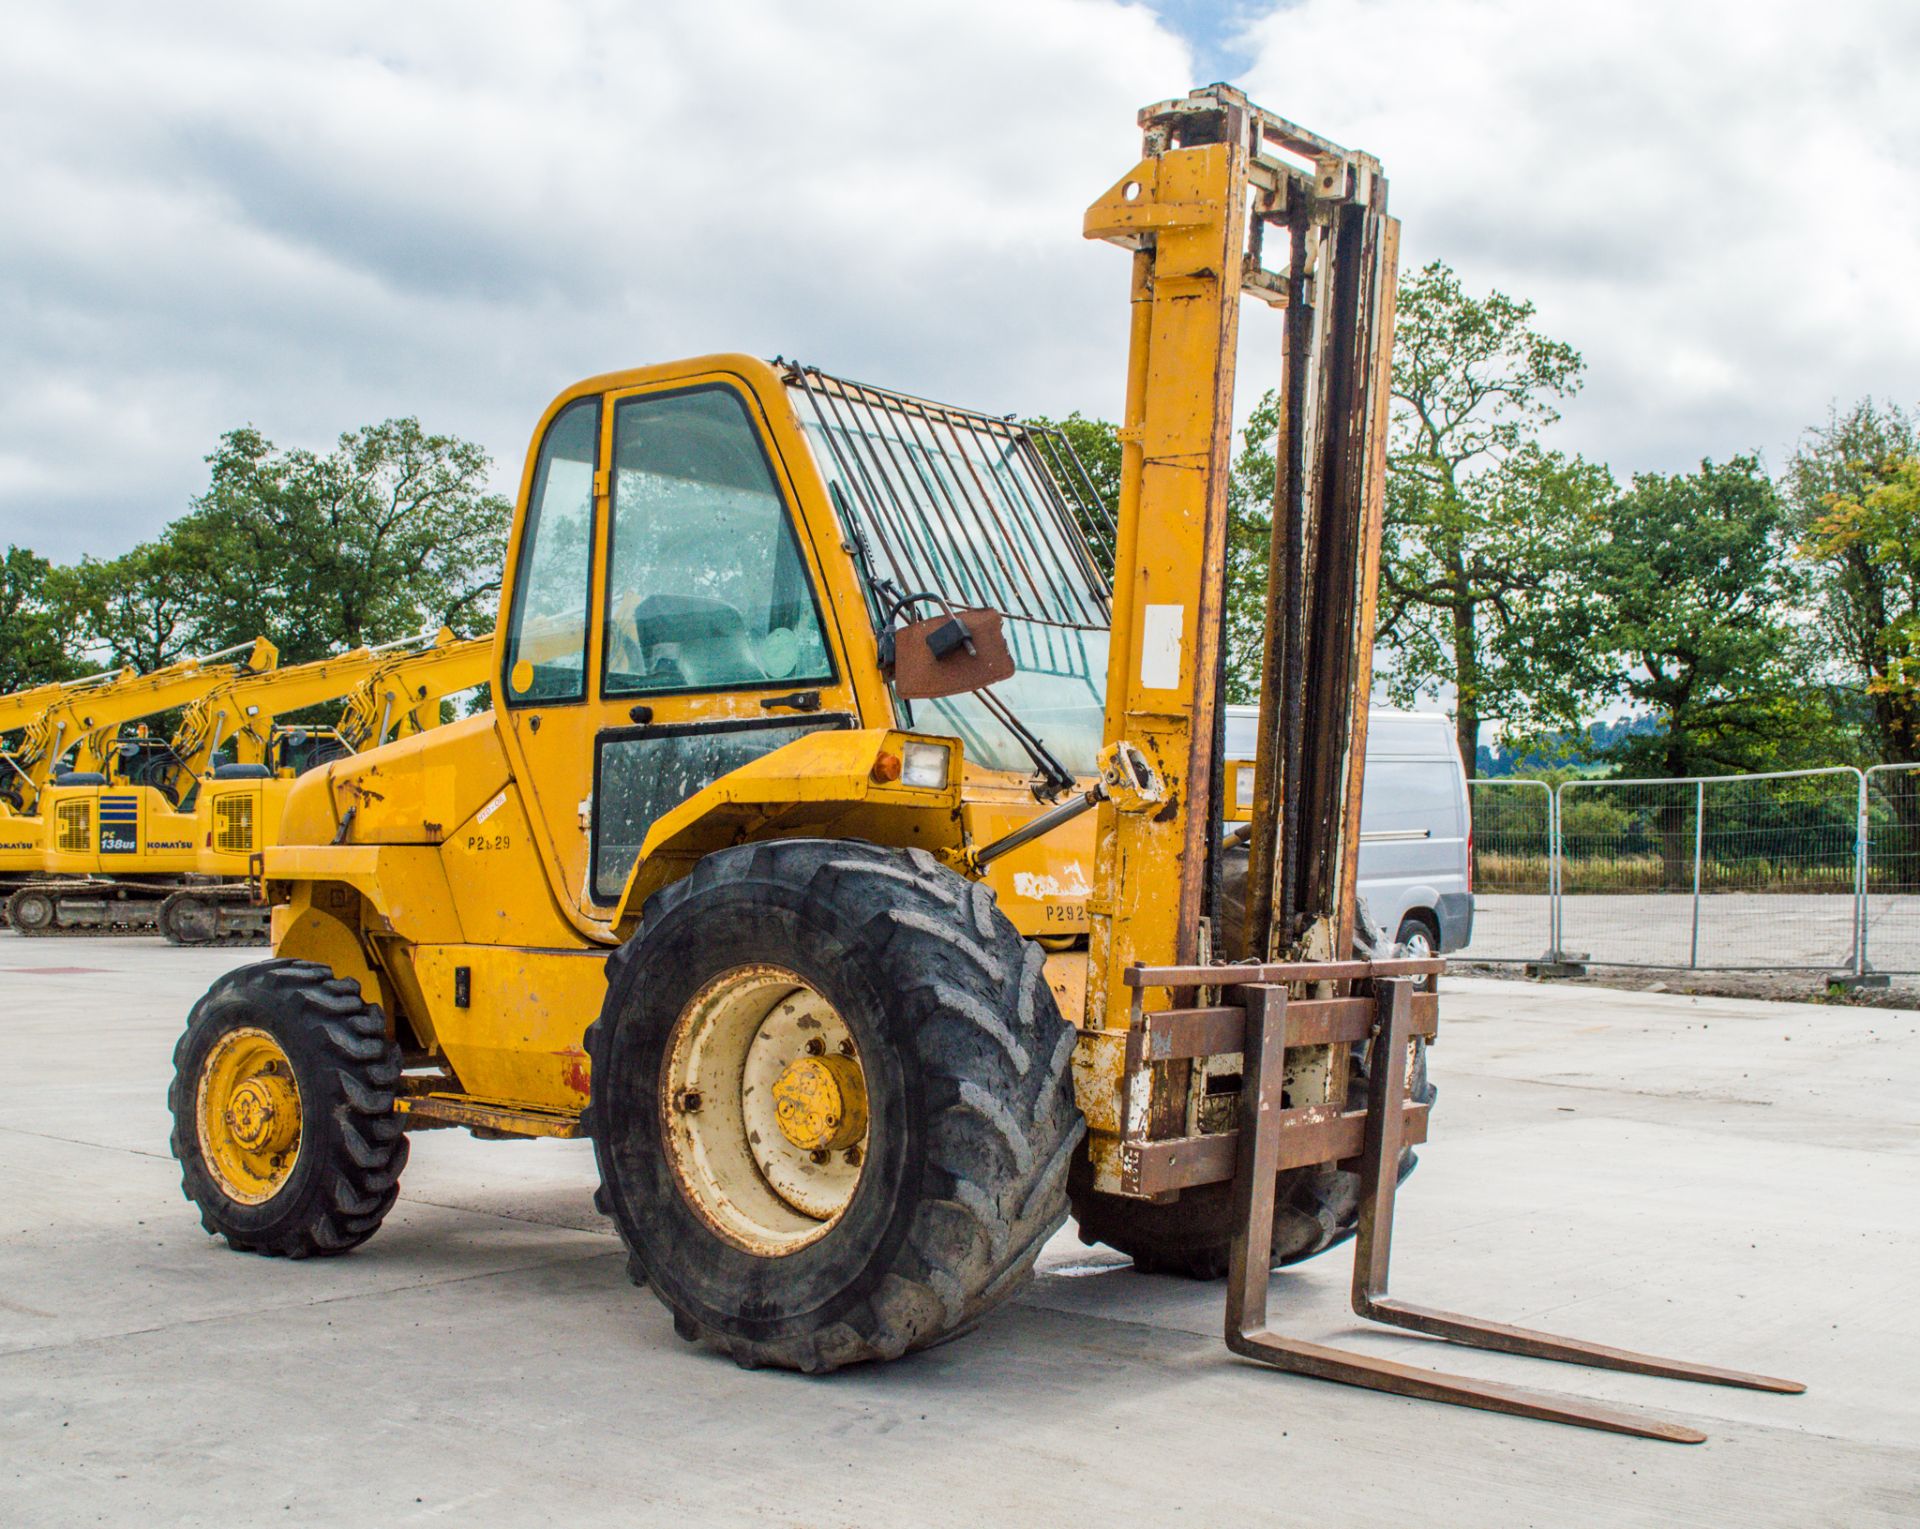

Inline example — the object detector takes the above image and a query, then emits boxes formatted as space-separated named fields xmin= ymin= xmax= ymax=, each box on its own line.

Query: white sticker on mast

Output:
xmin=1139 ymin=604 xmax=1184 ymax=691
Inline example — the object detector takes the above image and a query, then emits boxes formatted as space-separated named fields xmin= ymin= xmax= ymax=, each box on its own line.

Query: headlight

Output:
xmin=900 ymin=741 xmax=951 ymax=789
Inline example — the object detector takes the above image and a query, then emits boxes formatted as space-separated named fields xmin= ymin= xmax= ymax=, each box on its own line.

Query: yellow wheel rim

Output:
xmin=663 ymin=964 xmax=869 ymax=1256
xmin=197 ymin=1027 xmax=303 ymax=1205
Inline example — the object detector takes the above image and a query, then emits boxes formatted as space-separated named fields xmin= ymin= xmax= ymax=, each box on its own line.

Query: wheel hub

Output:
xmin=196 ymin=1027 xmax=304 ymax=1204
xmin=225 ymin=1074 xmax=299 ymax=1155
xmin=772 ymin=1053 xmax=868 ymax=1153
xmin=663 ymin=964 xmax=869 ymax=1255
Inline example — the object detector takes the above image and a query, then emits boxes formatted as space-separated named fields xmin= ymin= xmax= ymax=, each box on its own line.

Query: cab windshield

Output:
xmin=784 ymin=365 xmax=1113 ymax=776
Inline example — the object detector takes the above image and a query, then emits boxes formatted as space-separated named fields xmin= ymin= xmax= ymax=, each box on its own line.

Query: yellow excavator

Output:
xmin=165 ymin=85 xmax=1799 ymax=1441
xmin=10 ymin=633 xmax=454 ymax=938
xmin=0 ymin=641 xmax=277 ymax=925
xmin=2 ymin=670 xmax=132 ymax=821
xmin=158 ymin=629 xmax=494 ymax=945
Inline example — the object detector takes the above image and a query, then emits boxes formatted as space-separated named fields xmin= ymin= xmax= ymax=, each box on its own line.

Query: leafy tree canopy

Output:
xmin=47 ymin=419 xmax=509 ymax=672
xmin=1379 ymin=261 xmax=1612 ymax=775
xmin=1805 ymin=450 xmax=1920 ymax=763
xmin=1594 ymin=456 xmax=1839 ymax=777
xmin=1787 ymin=401 xmax=1920 ymax=764
xmin=0 ymin=545 xmax=82 ymax=693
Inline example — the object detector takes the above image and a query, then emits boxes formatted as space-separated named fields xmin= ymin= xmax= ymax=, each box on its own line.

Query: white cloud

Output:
xmin=0 ymin=0 xmax=1188 ymax=559
xmin=1232 ymin=0 xmax=1920 ymax=476
xmin=2 ymin=0 xmax=1913 ymax=569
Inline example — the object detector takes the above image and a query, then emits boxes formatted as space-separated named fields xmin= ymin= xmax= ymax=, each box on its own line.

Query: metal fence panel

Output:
xmin=1557 ymin=778 xmax=1701 ymax=968
xmin=1556 ymin=769 xmax=1863 ymax=971
xmin=1464 ymin=779 xmax=1552 ymax=961
xmin=1866 ymin=764 xmax=1920 ymax=974
xmin=1693 ymin=769 xmax=1862 ymax=970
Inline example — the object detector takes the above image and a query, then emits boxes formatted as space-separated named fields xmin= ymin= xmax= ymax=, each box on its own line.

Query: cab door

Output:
xmin=497 ymin=373 xmax=863 ymax=934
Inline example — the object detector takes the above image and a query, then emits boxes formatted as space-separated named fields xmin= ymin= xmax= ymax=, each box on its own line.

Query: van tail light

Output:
xmin=1466 ymin=823 xmax=1474 ymax=893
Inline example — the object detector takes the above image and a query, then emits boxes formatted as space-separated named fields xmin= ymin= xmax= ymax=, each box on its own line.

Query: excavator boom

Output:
xmin=335 ymin=630 xmax=493 ymax=752
xmin=7 ymin=639 xmax=279 ymax=809
xmin=166 ymin=629 xmax=459 ymax=787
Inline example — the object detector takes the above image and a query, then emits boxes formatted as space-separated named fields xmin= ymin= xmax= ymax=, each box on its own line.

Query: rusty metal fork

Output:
xmin=1224 ymin=979 xmax=1805 ymax=1444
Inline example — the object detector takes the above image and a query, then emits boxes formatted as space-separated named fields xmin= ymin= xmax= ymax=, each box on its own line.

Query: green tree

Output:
xmin=1594 ymin=457 xmax=1829 ymax=779
xmin=1031 ymin=400 xmax=1292 ymax=703
xmin=46 ymin=539 xmax=207 ymax=671
xmin=1028 ymin=411 xmax=1120 ymax=580
xmin=1805 ymin=452 xmax=1920 ymax=758
xmin=1785 ymin=401 xmax=1920 ymax=765
xmin=1380 ymin=261 xmax=1612 ymax=775
xmin=178 ymin=418 xmax=511 ymax=662
xmin=0 ymin=545 xmax=80 ymax=692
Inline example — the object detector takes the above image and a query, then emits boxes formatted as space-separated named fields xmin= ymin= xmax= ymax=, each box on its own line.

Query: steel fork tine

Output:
xmin=1224 ymin=972 xmax=1804 ymax=1443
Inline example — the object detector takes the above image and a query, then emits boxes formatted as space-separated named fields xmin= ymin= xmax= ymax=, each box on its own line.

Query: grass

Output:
xmin=1474 ymin=850 xmax=1867 ymax=894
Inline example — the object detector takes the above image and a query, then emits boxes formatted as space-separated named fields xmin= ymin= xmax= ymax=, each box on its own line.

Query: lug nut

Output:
xmin=805 ymin=1038 xmax=825 ymax=1056
xmin=843 ymin=1146 xmax=862 ymax=1167
xmin=837 ymin=1039 xmax=855 ymax=1057
xmin=810 ymin=1149 xmax=830 ymax=1165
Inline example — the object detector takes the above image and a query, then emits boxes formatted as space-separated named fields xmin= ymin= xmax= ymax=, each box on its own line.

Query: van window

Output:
xmin=1361 ymin=761 xmax=1463 ymax=838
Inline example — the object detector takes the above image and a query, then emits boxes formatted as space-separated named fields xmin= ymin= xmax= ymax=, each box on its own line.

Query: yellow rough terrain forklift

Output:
xmin=0 ymin=641 xmax=277 ymax=926
xmin=167 ymin=85 xmax=1799 ymax=1440
xmin=12 ymin=633 xmax=457 ymax=939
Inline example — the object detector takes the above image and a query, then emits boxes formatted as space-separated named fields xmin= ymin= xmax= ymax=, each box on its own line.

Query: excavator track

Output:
xmin=7 ymin=881 xmax=164 ymax=937
xmin=158 ymin=885 xmax=269 ymax=947
xmin=0 ymin=878 xmax=40 ymax=929
xmin=6 ymin=879 xmax=264 ymax=942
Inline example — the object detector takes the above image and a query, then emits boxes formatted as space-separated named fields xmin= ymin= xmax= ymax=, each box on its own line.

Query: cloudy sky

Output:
xmin=3 ymin=0 xmax=1915 ymax=564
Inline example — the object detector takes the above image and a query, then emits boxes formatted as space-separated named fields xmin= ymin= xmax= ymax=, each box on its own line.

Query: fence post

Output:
xmin=1549 ymin=781 xmax=1562 ymax=959
xmin=1856 ymin=769 xmax=1869 ymax=980
xmin=1527 ymin=780 xmax=1584 ymax=977
xmin=1690 ymin=779 xmax=1704 ymax=969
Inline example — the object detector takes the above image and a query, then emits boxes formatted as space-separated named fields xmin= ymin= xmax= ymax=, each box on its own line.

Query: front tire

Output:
xmin=169 ymin=960 xmax=407 ymax=1257
xmin=586 ymin=840 xmax=1081 ymax=1373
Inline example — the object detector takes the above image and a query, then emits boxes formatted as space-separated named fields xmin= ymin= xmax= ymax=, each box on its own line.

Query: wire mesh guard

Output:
xmin=781 ymin=363 xmax=1113 ymax=631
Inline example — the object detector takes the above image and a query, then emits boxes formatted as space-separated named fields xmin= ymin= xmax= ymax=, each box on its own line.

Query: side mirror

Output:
xmin=891 ymin=607 xmax=1015 ymax=701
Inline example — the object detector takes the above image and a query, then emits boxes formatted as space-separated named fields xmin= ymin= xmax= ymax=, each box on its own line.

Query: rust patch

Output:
xmin=555 ymin=1046 xmax=592 ymax=1096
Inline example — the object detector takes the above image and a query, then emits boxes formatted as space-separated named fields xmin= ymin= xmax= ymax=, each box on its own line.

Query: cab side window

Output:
xmin=505 ymin=398 xmax=600 ymax=705
xmin=603 ymin=387 xmax=832 ymax=696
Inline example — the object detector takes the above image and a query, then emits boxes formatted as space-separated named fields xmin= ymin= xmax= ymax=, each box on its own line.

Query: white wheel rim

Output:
xmin=662 ymin=963 xmax=868 ymax=1256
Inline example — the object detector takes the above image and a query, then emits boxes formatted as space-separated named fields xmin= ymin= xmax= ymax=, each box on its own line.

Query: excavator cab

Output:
xmin=164 ymin=84 xmax=1798 ymax=1441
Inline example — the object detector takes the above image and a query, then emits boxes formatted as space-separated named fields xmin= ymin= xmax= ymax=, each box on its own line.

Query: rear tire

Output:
xmin=169 ymin=960 xmax=407 ymax=1258
xmin=1395 ymin=912 xmax=1440 ymax=961
xmin=586 ymin=840 xmax=1081 ymax=1373
xmin=1068 ymin=842 xmax=1434 ymax=1278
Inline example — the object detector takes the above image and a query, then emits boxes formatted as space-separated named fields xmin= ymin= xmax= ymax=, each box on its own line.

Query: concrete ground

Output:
xmin=1 ymin=937 xmax=1914 ymax=1527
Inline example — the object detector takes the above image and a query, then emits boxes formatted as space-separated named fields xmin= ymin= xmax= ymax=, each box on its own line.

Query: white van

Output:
xmin=1221 ymin=706 xmax=1473 ymax=957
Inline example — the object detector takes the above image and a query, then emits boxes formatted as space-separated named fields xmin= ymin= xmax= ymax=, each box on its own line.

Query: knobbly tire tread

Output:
xmin=1067 ymin=842 xmax=1435 ymax=1279
xmin=587 ymin=839 xmax=1082 ymax=1374
xmin=169 ymin=959 xmax=407 ymax=1258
